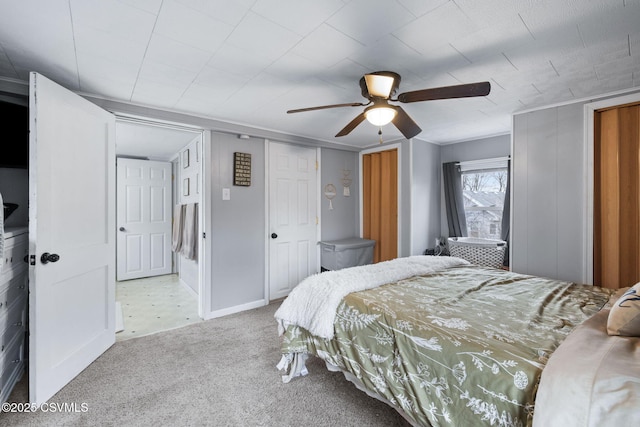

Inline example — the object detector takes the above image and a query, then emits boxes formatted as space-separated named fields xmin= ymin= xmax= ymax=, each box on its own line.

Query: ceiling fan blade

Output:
xmin=397 ymin=81 xmax=491 ymax=103
xmin=335 ymin=112 xmax=366 ymax=137
xmin=287 ymin=102 xmax=366 ymax=114
xmin=392 ymin=106 xmax=422 ymax=139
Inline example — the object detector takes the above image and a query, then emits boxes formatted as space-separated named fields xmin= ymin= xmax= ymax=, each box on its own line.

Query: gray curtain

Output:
xmin=443 ymin=162 xmax=467 ymax=237
xmin=501 ymin=160 xmax=511 ymax=266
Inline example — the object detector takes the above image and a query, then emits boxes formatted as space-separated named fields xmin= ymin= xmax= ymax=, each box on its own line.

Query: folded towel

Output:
xmin=171 ymin=204 xmax=184 ymax=253
xmin=181 ymin=203 xmax=198 ymax=260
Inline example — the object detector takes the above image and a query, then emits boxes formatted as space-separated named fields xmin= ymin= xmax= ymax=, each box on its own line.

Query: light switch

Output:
xmin=222 ymin=188 xmax=230 ymax=200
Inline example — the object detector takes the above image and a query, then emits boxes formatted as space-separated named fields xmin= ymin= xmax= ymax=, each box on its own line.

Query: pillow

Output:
xmin=607 ymin=283 xmax=640 ymax=336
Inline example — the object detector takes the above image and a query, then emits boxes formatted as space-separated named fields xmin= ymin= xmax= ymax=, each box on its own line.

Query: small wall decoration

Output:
xmin=324 ymin=183 xmax=337 ymax=210
xmin=342 ymin=169 xmax=352 ymax=197
xmin=233 ymin=152 xmax=251 ymax=186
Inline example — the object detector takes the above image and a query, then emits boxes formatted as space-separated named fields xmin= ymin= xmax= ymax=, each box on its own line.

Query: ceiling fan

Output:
xmin=287 ymin=71 xmax=491 ymax=140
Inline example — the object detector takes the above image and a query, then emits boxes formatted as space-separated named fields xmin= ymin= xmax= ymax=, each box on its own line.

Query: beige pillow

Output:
xmin=607 ymin=283 xmax=640 ymax=336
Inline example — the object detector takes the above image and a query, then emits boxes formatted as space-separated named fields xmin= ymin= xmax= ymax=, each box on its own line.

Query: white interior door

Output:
xmin=28 ymin=72 xmax=116 ymax=405
xmin=269 ymin=142 xmax=318 ymax=300
xmin=116 ymin=158 xmax=172 ymax=281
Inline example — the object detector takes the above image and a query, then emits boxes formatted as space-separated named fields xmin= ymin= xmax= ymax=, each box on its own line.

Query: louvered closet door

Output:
xmin=363 ymin=149 xmax=398 ymax=263
xmin=594 ymin=103 xmax=640 ymax=289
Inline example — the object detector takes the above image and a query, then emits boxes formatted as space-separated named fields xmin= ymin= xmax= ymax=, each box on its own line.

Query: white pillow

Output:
xmin=607 ymin=283 xmax=640 ymax=336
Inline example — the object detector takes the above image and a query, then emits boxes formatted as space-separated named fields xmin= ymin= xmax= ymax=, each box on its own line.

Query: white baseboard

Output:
xmin=179 ymin=278 xmax=198 ymax=298
xmin=204 ymin=299 xmax=267 ymax=320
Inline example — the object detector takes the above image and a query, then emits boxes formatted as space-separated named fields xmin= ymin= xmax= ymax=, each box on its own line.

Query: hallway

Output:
xmin=116 ymin=274 xmax=200 ymax=341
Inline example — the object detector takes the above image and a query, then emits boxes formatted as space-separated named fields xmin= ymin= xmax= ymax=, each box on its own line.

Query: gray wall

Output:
xmin=207 ymin=134 xmax=361 ymax=312
xmin=439 ymin=134 xmax=511 ymax=237
xmin=320 ymin=148 xmax=359 ymax=241
xmin=400 ymin=141 xmax=411 ymax=257
xmin=512 ymin=104 xmax=584 ymax=282
xmin=440 ymin=134 xmax=510 ymax=164
xmin=209 ymin=132 xmax=266 ymax=311
xmin=409 ymin=140 xmax=441 ymax=255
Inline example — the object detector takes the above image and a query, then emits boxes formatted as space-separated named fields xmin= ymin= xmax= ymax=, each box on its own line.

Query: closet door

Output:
xmin=268 ymin=142 xmax=318 ymax=300
xmin=594 ymin=103 xmax=640 ymax=289
xmin=363 ymin=149 xmax=398 ymax=263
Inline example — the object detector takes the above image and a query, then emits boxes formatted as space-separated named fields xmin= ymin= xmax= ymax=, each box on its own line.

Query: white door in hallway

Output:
xmin=268 ymin=142 xmax=318 ymax=300
xmin=29 ymin=72 xmax=116 ymax=405
xmin=116 ymin=158 xmax=172 ymax=281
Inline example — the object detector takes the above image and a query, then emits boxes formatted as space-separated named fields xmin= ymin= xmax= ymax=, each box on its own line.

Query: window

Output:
xmin=461 ymin=168 xmax=507 ymax=239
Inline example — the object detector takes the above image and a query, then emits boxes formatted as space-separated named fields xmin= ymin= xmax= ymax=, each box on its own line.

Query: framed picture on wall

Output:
xmin=182 ymin=149 xmax=190 ymax=168
xmin=233 ymin=152 xmax=251 ymax=186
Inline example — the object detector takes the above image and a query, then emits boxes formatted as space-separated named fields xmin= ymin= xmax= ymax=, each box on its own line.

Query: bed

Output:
xmin=274 ymin=255 xmax=640 ymax=427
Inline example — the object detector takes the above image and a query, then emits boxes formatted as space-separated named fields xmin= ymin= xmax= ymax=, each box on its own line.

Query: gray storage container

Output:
xmin=319 ymin=237 xmax=375 ymax=271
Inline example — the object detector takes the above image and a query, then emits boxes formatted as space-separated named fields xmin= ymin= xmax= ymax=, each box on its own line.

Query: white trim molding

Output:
xmin=205 ymin=299 xmax=267 ymax=320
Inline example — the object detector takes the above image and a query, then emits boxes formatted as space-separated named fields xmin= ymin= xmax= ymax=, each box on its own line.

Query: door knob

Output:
xmin=41 ymin=252 xmax=60 ymax=264
xmin=271 ymin=233 xmax=278 ymax=239
xmin=119 ymin=227 xmax=126 ymax=232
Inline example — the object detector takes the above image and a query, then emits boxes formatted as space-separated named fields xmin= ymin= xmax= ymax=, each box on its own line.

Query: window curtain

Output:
xmin=443 ymin=162 xmax=467 ymax=237
xmin=501 ymin=160 xmax=511 ymax=266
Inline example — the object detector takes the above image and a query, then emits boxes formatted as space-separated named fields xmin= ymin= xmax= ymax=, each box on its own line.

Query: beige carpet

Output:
xmin=3 ymin=303 xmax=410 ymax=427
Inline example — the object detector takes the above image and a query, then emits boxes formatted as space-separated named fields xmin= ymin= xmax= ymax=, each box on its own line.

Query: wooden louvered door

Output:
xmin=594 ymin=103 xmax=640 ymax=289
xmin=363 ymin=149 xmax=398 ymax=263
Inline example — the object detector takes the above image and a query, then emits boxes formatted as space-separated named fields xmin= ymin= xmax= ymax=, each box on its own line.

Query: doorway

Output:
xmin=3 ymin=72 xmax=212 ymax=405
xmin=114 ymin=119 xmax=204 ymax=338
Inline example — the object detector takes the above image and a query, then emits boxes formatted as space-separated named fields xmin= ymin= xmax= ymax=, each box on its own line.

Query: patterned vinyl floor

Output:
xmin=115 ymin=274 xmax=201 ymax=341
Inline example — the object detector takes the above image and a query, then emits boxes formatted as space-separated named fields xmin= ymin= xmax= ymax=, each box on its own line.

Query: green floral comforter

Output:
xmin=280 ymin=265 xmax=613 ymax=427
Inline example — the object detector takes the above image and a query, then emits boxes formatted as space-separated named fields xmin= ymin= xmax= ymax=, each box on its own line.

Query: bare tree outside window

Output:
xmin=462 ymin=169 xmax=507 ymax=239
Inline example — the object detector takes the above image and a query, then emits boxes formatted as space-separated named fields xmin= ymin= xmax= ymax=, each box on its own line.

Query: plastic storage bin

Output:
xmin=447 ymin=237 xmax=506 ymax=268
xmin=319 ymin=237 xmax=375 ymax=271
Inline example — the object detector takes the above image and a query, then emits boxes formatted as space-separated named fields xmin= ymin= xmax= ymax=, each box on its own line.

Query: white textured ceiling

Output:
xmin=0 ymin=0 xmax=639 ymax=150
xmin=115 ymin=120 xmax=200 ymax=160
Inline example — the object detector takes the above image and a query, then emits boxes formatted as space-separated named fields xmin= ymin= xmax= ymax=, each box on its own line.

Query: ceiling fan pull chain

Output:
xmin=378 ymin=128 xmax=383 ymax=144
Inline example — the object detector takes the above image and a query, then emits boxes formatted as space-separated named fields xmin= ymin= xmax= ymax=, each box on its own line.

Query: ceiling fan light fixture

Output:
xmin=365 ymin=106 xmax=397 ymax=126
xmin=288 ymin=71 xmax=489 ymax=139
xmin=364 ymin=74 xmax=395 ymax=98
